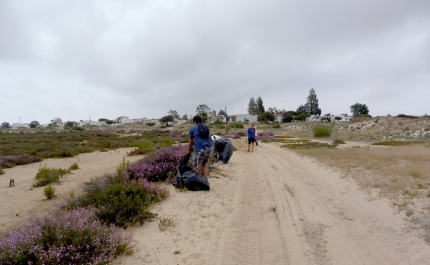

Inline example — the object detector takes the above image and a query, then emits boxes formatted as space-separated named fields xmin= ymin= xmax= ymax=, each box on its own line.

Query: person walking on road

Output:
xmin=247 ymin=123 xmax=256 ymax=152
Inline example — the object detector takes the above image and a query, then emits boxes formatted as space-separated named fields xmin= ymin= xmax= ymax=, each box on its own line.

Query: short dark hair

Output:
xmin=193 ymin=115 xmax=203 ymax=123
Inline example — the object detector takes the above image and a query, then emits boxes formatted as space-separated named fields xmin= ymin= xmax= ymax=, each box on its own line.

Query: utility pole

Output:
xmin=225 ymin=106 xmax=229 ymax=133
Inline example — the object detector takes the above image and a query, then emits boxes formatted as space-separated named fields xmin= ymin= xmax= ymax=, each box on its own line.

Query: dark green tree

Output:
xmin=29 ymin=121 xmax=40 ymax=128
xmin=247 ymin=97 xmax=258 ymax=115
xmin=98 ymin=118 xmax=114 ymax=124
xmin=256 ymin=97 xmax=265 ymax=115
xmin=296 ymin=104 xmax=307 ymax=114
xmin=218 ymin=109 xmax=226 ymax=116
xmin=350 ymin=103 xmax=369 ymax=116
xmin=257 ymin=111 xmax=275 ymax=123
xmin=168 ymin=110 xmax=181 ymax=119
xmin=64 ymin=121 xmax=77 ymax=127
xmin=196 ymin=104 xmax=210 ymax=115
xmin=159 ymin=115 xmax=174 ymax=126
xmin=295 ymin=113 xmax=309 ymax=121
xmin=305 ymin=88 xmax=321 ymax=115
xmin=282 ymin=113 xmax=293 ymax=123
xmin=1 ymin=122 xmax=10 ymax=128
xmin=182 ymin=114 xmax=188 ymax=120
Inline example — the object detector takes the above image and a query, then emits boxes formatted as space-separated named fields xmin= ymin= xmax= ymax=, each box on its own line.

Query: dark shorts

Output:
xmin=192 ymin=147 xmax=211 ymax=167
xmin=248 ymin=138 xmax=255 ymax=144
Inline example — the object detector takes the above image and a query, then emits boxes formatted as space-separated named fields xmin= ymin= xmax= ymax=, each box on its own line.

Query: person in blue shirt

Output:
xmin=247 ymin=123 xmax=256 ymax=152
xmin=188 ymin=115 xmax=212 ymax=178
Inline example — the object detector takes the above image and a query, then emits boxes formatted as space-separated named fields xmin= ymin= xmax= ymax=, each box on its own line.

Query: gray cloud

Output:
xmin=1 ymin=0 xmax=429 ymax=124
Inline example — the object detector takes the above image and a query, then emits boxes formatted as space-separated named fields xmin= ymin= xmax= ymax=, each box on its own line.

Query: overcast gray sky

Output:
xmin=1 ymin=0 xmax=429 ymax=124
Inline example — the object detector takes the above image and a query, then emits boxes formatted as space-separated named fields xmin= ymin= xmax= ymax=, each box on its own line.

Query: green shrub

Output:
xmin=70 ymin=163 xmax=79 ymax=170
xmin=271 ymin=123 xmax=281 ymax=128
xmin=43 ymin=185 xmax=56 ymax=199
xmin=34 ymin=167 xmax=69 ymax=187
xmin=313 ymin=125 xmax=332 ymax=137
xmin=372 ymin=140 xmax=423 ymax=146
xmin=64 ymin=179 xmax=166 ymax=227
xmin=146 ymin=122 xmax=155 ymax=126
xmin=157 ymin=137 xmax=174 ymax=147
xmin=229 ymin=122 xmax=244 ymax=129
xmin=333 ymin=139 xmax=345 ymax=145
xmin=128 ymin=146 xmax=155 ymax=156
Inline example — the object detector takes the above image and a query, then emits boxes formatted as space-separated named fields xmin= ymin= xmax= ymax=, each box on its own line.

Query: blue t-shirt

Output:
xmin=247 ymin=127 xmax=256 ymax=138
xmin=189 ymin=124 xmax=212 ymax=152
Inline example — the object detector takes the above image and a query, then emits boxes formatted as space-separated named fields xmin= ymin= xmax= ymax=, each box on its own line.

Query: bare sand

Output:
xmin=2 ymin=142 xmax=430 ymax=264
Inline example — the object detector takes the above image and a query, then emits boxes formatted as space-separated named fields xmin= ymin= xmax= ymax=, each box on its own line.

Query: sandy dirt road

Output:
xmin=117 ymin=139 xmax=430 ymax=265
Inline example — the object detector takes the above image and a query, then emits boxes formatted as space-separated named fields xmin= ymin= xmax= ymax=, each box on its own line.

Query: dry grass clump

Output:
xmin=293 ymin=143 xmax=430 ymax=242
xmin=294 ymin=144 xmax=430 ymax=199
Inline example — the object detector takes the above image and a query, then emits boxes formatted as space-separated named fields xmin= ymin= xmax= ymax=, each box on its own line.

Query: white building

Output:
xmin=229 ymin=114 xmax=258 ymax=123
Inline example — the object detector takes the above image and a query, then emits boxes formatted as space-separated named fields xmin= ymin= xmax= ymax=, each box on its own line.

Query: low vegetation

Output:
xmin=0 ymin=130 xmax=173 ymax=159
xmin=313 ymin=125 xmax=332 ymax=137
xmin=0 ymin=209 xmax=132 ymax=264
xmin=0 ymin=144 xmax=177 ymax=264
xmin=34 ymin=166 xmax=71 ymax=187
xmin=43 ymin=185 xmax=56 ymax=199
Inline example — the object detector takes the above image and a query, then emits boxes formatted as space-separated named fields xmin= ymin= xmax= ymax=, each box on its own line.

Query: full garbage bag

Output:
xmin=173 ymin=153 xmax=210 ymax=191
xmin=214 ymin=139 xmax=233 ymax=164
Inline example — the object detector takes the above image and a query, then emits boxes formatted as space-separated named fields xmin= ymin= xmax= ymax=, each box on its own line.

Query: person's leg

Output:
xmin=247 ymin=138 xmax=251 ymax=152
xmin=201 ymin=164 xmax=209 ymax=178
xmin=199 ymin=147 xmax=211 ymax=178
xmin=251 ymin=142 xmax=254 ymax=152
xmin=192 ymin=151 xmax=201 ymax=173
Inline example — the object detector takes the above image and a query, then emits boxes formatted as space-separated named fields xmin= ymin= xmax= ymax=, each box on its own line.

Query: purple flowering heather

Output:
xmin=256 ymin=132 xmax=275 ymax=140
xmin=126 ymin=145 xmax=187 ymax=181
xmin=0 ymin=208 xmax=132 ymax=265
xmin=0 ymin=155 xmax=42 ymax=168
xmin=222 ymin=132 xmax=242 ymax=139
xmin=169 ymin=130 xmax=187 ymax=142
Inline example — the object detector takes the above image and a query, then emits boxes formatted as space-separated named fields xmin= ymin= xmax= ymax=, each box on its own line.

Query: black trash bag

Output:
xmin=214 ymin=139 xmax=227 ymax=161
xmin=219 ymin=139 xmax=233 ymax=164
xmin=173 ymin=153 xmax=210 ymax=191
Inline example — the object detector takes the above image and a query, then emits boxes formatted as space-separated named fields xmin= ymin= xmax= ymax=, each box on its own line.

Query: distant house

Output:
xmin=274 ymin=114 xmax=283 ymax=123
xmin=306 ymin=114 xmax=351 ymax=122
xmin=171 ymin=118 xmax=187 ymax=126
xmin=10 ymin=123 xmax=30 ymax=129
xmin=228 ymin=114 xmax=258 ymax=123
xmin=207 ymin=113 xmax=227 ymax=123
xmin=306 ymin=115 xmax=322 ymax=122
xmin=78 ymin=120 xmax=107 ymax=127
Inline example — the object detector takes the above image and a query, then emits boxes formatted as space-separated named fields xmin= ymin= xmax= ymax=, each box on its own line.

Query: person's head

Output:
xmin=193 ymin=115 xmax=203 ymax=124
xmin=251 ymin=123 xmax=255 ymax=127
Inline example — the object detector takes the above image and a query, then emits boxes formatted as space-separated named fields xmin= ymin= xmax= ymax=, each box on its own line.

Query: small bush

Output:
xmin=43 ymin=185 xmax=56 ymax=199
xmin=127 ymin=145 xmax=187 ymax=182
xmin=333 ymin=139 xmax=345 ymax=145
xmin=158 ymin=217 xmax=175 ymax=231
xmin=70 ymin=162 xmax=79 ymax=170
xmin=229 ymin=122 xmax=244 ymax=129
xmin=271 ymin=123 xmax=281 ymax=128
xmin=146 ymin=122 xmax=155 ymax=126
xmin=64 ymin=176 xmax=168 ymax=227
xmin=313 ymin=125 xmax=332 ymax=137
xmin=34 ymin=167 xmax=69 ymax=187
xmin=0 ymin=208 xmax=132 ymax=264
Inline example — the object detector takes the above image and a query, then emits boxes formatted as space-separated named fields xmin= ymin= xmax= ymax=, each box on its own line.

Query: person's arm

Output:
xmin=188 ymin=138 xmax=193 ymax=153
